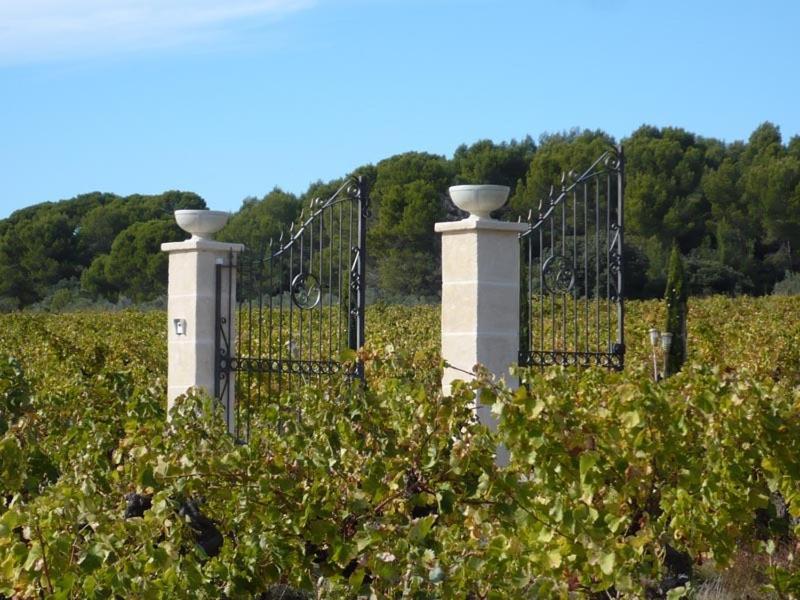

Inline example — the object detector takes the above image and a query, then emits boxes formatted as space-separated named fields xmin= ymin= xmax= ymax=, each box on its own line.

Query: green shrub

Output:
xmin=664 ymin=245 xmax=688 ymax=375
xmin=686 ymin=257 xmax=751 ymax=296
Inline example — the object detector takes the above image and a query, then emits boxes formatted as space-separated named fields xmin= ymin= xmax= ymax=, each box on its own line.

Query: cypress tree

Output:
xmin=664 ymin=244 xmax=688 ymax=375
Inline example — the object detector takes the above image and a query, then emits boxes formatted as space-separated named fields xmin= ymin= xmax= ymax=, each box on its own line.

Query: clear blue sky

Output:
xmin=1 ymin=0 xmax=798 ymax=219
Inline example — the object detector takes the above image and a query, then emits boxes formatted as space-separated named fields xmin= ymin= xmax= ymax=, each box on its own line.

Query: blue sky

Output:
xmin=1 ymin=0 xmax=798 ymax=219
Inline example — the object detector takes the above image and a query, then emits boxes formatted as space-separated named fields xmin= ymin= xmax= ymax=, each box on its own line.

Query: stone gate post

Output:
xmin=161 ymin=210 xmax=243 ymax=433
xmin=435 ymin=186 xmax=527 ymax=463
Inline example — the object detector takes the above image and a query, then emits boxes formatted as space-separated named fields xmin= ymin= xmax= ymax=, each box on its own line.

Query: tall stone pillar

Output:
xmin=436 ymin=217 xmax=528 ymax=394
xmin=435 ymin=187 xmax=527 ymax=463
xmin=161 ymin=211 xmax=243 ymax=433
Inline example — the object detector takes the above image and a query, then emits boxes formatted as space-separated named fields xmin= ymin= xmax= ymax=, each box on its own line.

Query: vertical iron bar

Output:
xmin=289 ymin=233 xmax=294 ymax=392
xmin=539 ymin=225 xmax=544 ymax=367
xmin=616 ymin=146 xmax=625 ymax=361
xmin=277 ymin=245 xmax=284 ymax=397
xmin=584 ymin=181 xmax=589 ymax=356
xmin=519 ymin=236 xmax=524 ymax=360
xmin=307 ymin=216 xmax=312 ymax=369
xmin=338 ymin=200 xmax=344 ymax=353
xmin=347 ymin=189 xmax=354 ymax=357
xmin=606 ymin=172 xmax=612 ymax=354
xmin=214 ymin=262 xmax=222 ymax=402
xmin=550 ymin=207 xmax=555 ymax=357
xmin=527 ymin=225 xmax=532 ymax=357
xmin=355 ymin=177 xmax=368 ymax=380
xmin=319 ymin=201 xmax=324 ymax=379
xmin=239 ymin=254 xmax=247 ymax=439
xmin=328 ymin=198 xmax=334 ymax=362
xmin=279 ymin=245 xmax=286 ymax=396
xmin=228 ymin=250 xmax=236 ymax=437
xmin=267 ymin=241 xmax=273 ymax=404
xmin=573 ymin=187 xmax=578 ymax=358
xmin=561 ymin=192 xmax=566 ymax=360
xmin=595 ymin=175 xmax=600 ymax=354
xmin=256 ymin=243 xmax=264 ymax=435
xmin=247 ymin=249 xmax=254 ymax=438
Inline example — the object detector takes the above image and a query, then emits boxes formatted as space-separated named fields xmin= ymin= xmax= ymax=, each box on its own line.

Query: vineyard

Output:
xmin=1 ymin=297 xmax=800 ymax=598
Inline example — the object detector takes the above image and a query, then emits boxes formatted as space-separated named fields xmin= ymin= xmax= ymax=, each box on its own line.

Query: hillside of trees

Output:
xmin=0 ymin=191 xmax=206 ymax=310
xmin=2 ymin=122 xmax=799 ymax=310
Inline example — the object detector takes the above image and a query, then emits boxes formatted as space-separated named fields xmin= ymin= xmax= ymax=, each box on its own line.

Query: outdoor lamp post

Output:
xmin=648 ymin=328 xmax=660 ymax=382
xmin=660 ymin=332 xmax=673 ymax=378
xmin=648 ymin=329 xmax=674 ymax=381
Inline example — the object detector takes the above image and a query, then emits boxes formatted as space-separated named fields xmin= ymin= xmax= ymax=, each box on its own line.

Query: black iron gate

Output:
xmin=519 ymin=147 xmax=625 ymax=370
xmin=215 ymin=176 xmax=369 ymax=437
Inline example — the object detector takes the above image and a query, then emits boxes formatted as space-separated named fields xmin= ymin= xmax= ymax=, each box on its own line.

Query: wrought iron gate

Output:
xmin=519 ymin=147 xmax=625 ymax=370
xmin=215 ymin=176 xmax=369 ymax=437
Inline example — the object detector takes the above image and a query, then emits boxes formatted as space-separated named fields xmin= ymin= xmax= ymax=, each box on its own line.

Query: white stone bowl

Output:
xmin=174 ymin=210 xmax=229 ymax=240
xmin=448 ymin=184 xmax=510 ymax=220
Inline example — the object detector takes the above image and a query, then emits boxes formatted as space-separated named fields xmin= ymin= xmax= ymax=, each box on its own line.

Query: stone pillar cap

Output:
xmin=435 ymin=218 xmax=530 ymax=233
xmin=161 ymin=239 xmax=245 ymax=253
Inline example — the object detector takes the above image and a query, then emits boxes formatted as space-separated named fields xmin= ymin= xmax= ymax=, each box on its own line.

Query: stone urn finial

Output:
xmin=174 ymin=209 xmax=229 ymax=241
xmin=448 ymin=185 xmax=510 ymax=221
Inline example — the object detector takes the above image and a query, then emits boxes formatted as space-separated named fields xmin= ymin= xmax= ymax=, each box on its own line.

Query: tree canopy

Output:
xmin=0 ymin=191 xmax=204 ymax=307
xmin=2 ymin=123 xmax=799 ymax=309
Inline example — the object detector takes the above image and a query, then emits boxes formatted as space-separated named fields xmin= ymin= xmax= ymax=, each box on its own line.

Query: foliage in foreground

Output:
xmin=0 ymin=298 xmax=799 ymax=598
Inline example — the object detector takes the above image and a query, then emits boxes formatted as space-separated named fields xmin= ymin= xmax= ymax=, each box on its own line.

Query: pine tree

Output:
xmin=664 ymin=244 xmax=688 ymax=375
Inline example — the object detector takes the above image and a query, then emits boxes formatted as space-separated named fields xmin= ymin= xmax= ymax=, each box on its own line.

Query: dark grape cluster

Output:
xmin=123 ymin=493 xmax=223 ymax=558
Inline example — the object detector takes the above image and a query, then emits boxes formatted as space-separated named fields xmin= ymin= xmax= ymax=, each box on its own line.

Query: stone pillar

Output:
xmin=435 ymin=217 xmax=528 ymax=454
xmin=161 ymin=237 xmax=244 ymax=432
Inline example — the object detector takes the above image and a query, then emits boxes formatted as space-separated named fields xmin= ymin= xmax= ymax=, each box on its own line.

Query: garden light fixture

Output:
xmin=648 ymin=328 xmax=660 ymax=382
xmin=660 ymin=332 xmax=673 ymax=352
xmin=647 ymin=329 xmax=674 ymax=381
xmin=661 ymin=332 xmax=673 ymax=377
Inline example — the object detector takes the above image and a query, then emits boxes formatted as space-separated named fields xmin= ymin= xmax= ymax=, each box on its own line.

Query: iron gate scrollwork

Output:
xmin=215 ymin=176 xmax=369 ymax=439
xmin=519 ymin=147 xmax=625 ymax=370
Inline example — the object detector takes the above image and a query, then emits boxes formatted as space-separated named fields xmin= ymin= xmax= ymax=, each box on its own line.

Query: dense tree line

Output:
xmin=1 ymin=122 xmax=798 ymax=309
xmin=0 ymin=191 xmax=205 ymax=309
